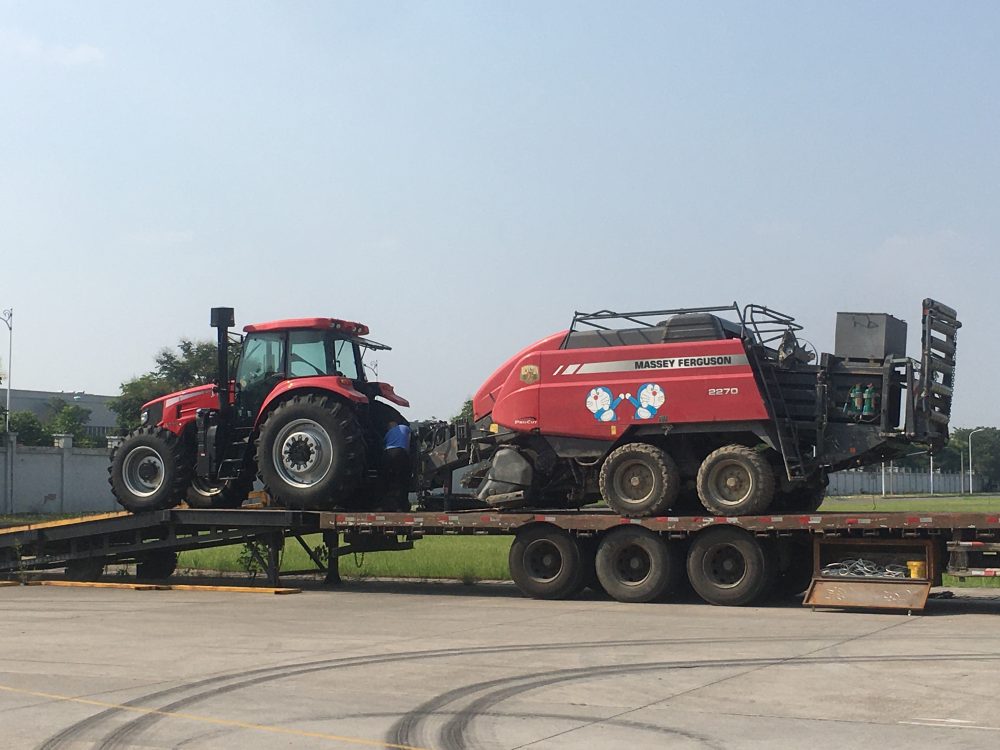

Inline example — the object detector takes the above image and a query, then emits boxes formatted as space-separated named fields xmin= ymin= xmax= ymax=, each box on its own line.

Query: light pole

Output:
xmin=1 ymin=308 xmax=10 ymax=434
xmin=969 ymin=427 xmax=986 ymax=495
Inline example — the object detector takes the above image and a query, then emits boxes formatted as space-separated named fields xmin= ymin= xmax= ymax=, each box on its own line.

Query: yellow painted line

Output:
xmin=0 ymin=581 xmax=21 ymax=587
xmin=28 ymin=581 xmax=166 ymax=591
xmin=0 ymin=512 xmax=130 ymax=535
xmin=0 ymin=683 xmax=428 ymax=750
xmin=165 ymin=584 xmax=301 ymax=595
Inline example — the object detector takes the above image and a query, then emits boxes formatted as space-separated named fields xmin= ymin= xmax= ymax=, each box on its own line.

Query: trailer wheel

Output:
xmin=256 ymin=394 xmax=363 ymax=510
xmin=696 ymin=445 xmax=775 ymax=516
xmin=509 ymin=525 xmax=585 ymax=600
xmin=686 ymin=527 xmax=776 ymax=606
xmin=595 ymin=527 xmax=679 ymax=603
xmin=599 ymin=443 xmax=680 ymax=517
xmin=109 ymin=428 xmax=189 ymax=513
xmin=186 ymin=475 xmax=253 ymax=509
xmin=136 ymin=551 xmax=178 ymax=581
xmin=65 ymin=558 xmax=105 ymax=582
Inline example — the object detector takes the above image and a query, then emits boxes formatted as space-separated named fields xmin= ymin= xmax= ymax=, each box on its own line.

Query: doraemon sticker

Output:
xmin=586 ymin=387 xmax=621 ymax=422
xmin=626 ymin=383 xmax=665 ymax=419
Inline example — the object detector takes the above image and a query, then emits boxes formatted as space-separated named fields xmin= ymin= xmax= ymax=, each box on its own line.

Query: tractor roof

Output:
xmin=243 ymin=318 xmax=370 ymax=336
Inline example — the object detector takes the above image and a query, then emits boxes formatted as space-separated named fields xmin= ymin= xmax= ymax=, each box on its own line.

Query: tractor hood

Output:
xmin=472 ymin=331 xmax=567 ymax=421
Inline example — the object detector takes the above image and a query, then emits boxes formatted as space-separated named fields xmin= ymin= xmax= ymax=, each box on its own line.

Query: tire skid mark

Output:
xmin=40 ymin=635 xmax=799 ymax=750
xmin=390 ymin=653 xmax=1000 ymax=750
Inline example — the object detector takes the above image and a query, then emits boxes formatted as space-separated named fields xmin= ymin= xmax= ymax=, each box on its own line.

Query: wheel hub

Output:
xmin=283 ymin=433 xmax=318 ymax=471
xmin=122 ymin=446 xmax=165 ymax=498
xmin=616 ymin=461 xmax=654 ymax=502
xmin=709 ymin=461 xmax=753 ymax=505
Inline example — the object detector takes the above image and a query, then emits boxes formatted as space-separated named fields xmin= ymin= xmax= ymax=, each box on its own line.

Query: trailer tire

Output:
xmin=256 ymin=394 xmax=363 ymax=510
xmin=136 ymin=550 xmax=178 ymax=581
xmin=109 ymin=428 xmax=189 ymax=513
xmin=509 ymin=525 xmax=585 ymax=600
xmin=696 ymin=445 xmax=775 ymax=516
xmin=596 ymin=527 xmax=679 ymax=603
xmin=686 ymin=526 xmax=776 ymax=606
xmin=65 ymin=558 xmax=105 ymax=582
xmin=599 ymin=443 xmax=680 ymax=517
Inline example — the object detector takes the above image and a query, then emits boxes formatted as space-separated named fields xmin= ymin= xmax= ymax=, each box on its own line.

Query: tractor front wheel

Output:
xmin=256 ymin=394 xmax=363 ymax=510
xmin=109 ymin=428 xmax=188 ymax=513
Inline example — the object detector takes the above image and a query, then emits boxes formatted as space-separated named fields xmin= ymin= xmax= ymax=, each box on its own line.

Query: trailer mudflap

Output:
xmin=804 ymin=578 xmax=931 ymax=613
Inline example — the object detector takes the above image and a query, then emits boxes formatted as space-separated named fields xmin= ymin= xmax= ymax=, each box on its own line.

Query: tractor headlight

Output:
xmin=140 ymin=410 xmax=149 ymax=426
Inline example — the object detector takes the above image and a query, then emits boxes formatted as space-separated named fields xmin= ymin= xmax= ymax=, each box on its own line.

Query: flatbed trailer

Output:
xmin=2 ymin=507 xmax=998 ymax=612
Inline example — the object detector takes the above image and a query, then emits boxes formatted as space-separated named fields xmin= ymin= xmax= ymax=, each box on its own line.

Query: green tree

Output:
xmin=934 ymin=427 xmax=1000 ymax=489
xmin=45 ymin=398 xmax=97 ymax=447
xmin=110 ymin=339 xmax=218 ymax=433
xmin=7 ymin=411 xmax=49 ymax=446
xmin=453 ymin=398 xmax=474 ymax=424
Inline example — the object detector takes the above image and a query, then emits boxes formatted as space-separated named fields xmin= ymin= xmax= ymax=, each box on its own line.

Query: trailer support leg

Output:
xmin=267 ymin=532 xmax=282 ymax=587
xmin=323 ymin=530 xmax=341 ymax=586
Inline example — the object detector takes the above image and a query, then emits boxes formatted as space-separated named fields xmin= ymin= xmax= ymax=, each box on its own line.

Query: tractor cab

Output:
xmin=233 ymin=318 xmax=388 ymax=423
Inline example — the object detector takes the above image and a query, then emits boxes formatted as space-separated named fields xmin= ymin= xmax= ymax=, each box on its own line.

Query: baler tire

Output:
xmin=599 ymin=443 xmax=680 ymax=517
xmin=509 ymin=525 xmax=585 ymax=600
xmin=696 ymin=445 xmax=775 ymax=516
xmin=686 ymin=526 xmax=777 ymax=606
xmin=595 ymin=526 xmax=679 ymax=603
xmin=136 ymin=551 xmax=178 ymax=581
xmin=109 ymin=427 xmax=189 ymax=513
xmin=782 ymin=482 xmax=826 ymax=513
xmin=256 ymin=394 xmax=363 ymax=510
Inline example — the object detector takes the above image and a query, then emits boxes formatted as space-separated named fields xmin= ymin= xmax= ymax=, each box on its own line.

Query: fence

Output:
xmin=827 ymin=468 xmax=982 ymax=496
xmin=1 ymin=433 xmax=118 ymax=515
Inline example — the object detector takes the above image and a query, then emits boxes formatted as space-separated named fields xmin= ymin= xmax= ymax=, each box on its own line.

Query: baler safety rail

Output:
xmin=917 ymin=298 xmax=961 ymax=437
xmin=567 ymin=302 xmax=801 ymax=349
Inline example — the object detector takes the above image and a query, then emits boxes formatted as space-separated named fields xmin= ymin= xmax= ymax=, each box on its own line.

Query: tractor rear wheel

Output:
xmin=595 ymin=527 xmax=680 ymax=603
xmin=256 ymin=394 xmax=363 ymax=510
xmin=599 ymin=443 xmax=680 ymax=517
xmin=696 ymin=445 xmax=775 ymax=516
xmin=109 ymin=428 xmax=189 ymax=513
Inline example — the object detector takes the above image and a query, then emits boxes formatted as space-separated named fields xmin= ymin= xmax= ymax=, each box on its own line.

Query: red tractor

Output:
xmin=434 ymin=299 xmax=960 ymax=517
xmin=109 ymin=308 xmax=411 ymax=513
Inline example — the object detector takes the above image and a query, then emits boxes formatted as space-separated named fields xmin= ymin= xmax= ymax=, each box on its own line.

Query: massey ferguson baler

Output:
xmin=430 ymin=299 xmax=960 ymax=517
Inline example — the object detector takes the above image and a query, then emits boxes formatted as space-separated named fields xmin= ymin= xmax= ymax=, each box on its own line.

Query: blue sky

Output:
xmin=1 ymin=2 xmax=997 ymax=426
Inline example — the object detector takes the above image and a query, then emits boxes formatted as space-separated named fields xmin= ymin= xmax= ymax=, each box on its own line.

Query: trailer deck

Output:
xmin=2 ymin=506 xmax=998 ymax=610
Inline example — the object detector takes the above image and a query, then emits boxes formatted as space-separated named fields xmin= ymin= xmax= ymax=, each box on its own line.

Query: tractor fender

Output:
xmin=372 ymin=382 xmax=410 ymax=408
xmin=255 ymin=376 xmax=368 ymax=428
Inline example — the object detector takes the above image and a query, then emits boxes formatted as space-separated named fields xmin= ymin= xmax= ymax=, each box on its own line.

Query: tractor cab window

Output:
xmin=237 ymin=333 xmax=286 ymax=389
xmin=331 ymin=337 xmax=361 ymax=380
xmin=286 ymin=330 xmax=362 ymax=380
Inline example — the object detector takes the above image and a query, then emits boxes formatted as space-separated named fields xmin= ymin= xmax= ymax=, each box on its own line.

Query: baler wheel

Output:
xmin=256 ymin=394 xmax=363 ymax=510
xmin=686 ymin=526 xmax=777 ymax=606
xmin=109 ymin=427 xmax=189 ymax=513
xmin=598 ymin=443 xmax=680 ymax=517
xmin=509 ymin=525 xmax=586 ymax=600
xmin=696 ymin=445 xmax=775 ymax=516
xmin=595 ymin=526 xmax=680 ymax=603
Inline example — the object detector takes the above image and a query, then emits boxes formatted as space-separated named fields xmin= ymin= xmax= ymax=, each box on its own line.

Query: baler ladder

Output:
xmin=752 ymin=351 xmax=807 ymax=481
